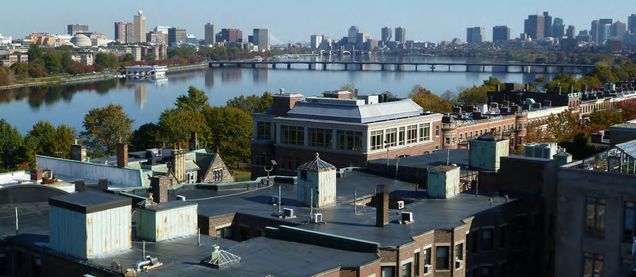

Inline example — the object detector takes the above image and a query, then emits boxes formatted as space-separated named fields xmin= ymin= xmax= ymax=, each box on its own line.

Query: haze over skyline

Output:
xmin=1 ymin=0 xmax=633 ymax=43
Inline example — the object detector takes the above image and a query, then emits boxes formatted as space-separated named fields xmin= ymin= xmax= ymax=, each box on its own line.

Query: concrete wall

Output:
xmin=555 ymin=168 xmax=636 ymax=277
xmin=36 ymin=155 xmax=144 ymax=188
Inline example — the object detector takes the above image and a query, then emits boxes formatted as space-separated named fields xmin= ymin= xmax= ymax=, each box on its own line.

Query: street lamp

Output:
xmin=264 ymin=160 xmax=277 ymax=186
xmin=264 ymin=160 xmax=281 ymax=214
xmin=384 ymin=140 xmax=390 ymax=168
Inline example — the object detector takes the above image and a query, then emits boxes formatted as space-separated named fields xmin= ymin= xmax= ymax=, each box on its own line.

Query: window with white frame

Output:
xmin=308 ymin=128 xmax=332 ymax=149
xmin=371 ymin=130 xmax=384 ymax=150
xmin=385 ymin=128 xmax=397 ymax=147
xmin=419 ymin=123 xmax=431 ymax=142
xmin=281 ymin=125 xmax=304 ymax=145
xmin=407 ymin=125 xmax=418 ymax=144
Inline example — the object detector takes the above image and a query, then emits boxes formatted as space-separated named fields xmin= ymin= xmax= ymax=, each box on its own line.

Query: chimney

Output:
xmin=375 ymin=185 xmax=389 ymax=227
xmin=524 ymin=83 xmax=530 ymax=91
xmin=71 ymin=143 xmax=87 ymax=162
xmin=116 ymin=143 xmax=128 ymax=168
xmin=74 ymin=180 xmax=86 ymax=192
xmin=30 ymin=168 xmax=43 ymax=182
xmin=189 ymin=132 xmax=199 ymax=151
xmin=272 ymin=93 xmax=303 ymax=117
xmin=172 ymin=149 xmax=186 ymax=184
xmin=150 ymin=176 xmax=170 ymax=203
xmin=97 ymin=179 xmax=109 ymax=191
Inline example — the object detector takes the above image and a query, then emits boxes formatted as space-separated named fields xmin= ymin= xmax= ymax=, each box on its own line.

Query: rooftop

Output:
xmin=286 ymin=98 xmax=426 ymax=124
xmin=48 ymin=191 xmax=131 ymax=214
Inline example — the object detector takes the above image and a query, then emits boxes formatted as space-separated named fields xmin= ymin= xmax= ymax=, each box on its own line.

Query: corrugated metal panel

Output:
xmin=317 ymin=170 xmax=337 ymax=208
xmin=49 ymin=205 xmax=87 ymax=259
xmin=155 ymin=205 xmax=197 ymax=241
xmin=85 ymin=205 xmax=131 ymax=258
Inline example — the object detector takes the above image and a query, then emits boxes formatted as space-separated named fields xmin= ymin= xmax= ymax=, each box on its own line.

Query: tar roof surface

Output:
xmin=49 ymin=191 xmax=131 ymax=213
xmin=179 ymin=170 xmax=509 ymax=247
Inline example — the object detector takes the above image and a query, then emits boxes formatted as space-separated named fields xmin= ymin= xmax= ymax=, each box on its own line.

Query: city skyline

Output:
xmin=0 ymin=0 xmax=633 ymax=43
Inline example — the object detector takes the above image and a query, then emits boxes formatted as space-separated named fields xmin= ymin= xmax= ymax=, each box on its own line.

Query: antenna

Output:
xmin=15 ymin=207 xmax=19 ymax=236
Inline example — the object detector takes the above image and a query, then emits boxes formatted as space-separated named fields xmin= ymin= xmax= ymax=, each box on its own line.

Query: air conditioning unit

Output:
xmin=283 ymin=208 xmax=295 ymax=218
xmin=397 ymin=200 xmax=405 ymax=210
xmin=313 ymin=213 xmax=323 ymax=223
xmin=176 ymin=195 xmax=186 ymax=201
xmin=401 ymin=212 xmax=414 ymax=223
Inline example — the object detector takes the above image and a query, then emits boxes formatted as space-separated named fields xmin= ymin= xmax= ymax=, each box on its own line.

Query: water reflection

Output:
xmin=253 ymin=68 xmax=269 ymax=83
xmin=205 ymin=69 xmax=214 ymax=89
xmin=0 ymin=79 xmax=119 ymax=108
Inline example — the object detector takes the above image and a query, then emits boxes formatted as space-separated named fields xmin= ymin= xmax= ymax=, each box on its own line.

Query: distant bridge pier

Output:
xmin=252 ymin=63 xmax=257 ymax=69
xmin=287 ymin=63 xmax=291 ymax=70
xmin=431 ymin=65 xmax=436 ymax=72
xmin=322 ymin=63 xmax=327 ymax=70
xmin=381 ymin=64 xmax=385 ymax=71
xmin=448 ymin=65 xmax=451 ymax=72
xmin=272 ymin=63 xmax=277 ymax=69
xmin=344 ymin=64 xmax=348 ymax=70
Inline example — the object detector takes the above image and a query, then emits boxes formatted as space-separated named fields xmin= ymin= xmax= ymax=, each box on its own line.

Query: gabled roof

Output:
xmin=298 ymin=153 xmax=336 ymax=172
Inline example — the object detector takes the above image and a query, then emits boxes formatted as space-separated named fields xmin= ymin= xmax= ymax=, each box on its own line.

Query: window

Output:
xmin=445 ymin=137 xmax=451 ymax=145
xmin=624 ymin=201 xmax=635 ymax=242
xmin=381 ymin=266 xmax=395 ymax=277
xmin=401 ymin=262 xmax=412 ymax=277
xmin=414 ymin=252 xmax=420 ymax=276
xmin=585 ymin=196 xmax=606 ymax=238
xmin=308 ymin=128 xmax=332 ymax=148
xmin=398 ymin=127 xmax=406 ymax=146
xmin=481 ymin=229 xmax=493 ymax=251
xmin=337 ymin=130 xmax=363 ymax=151
xmin=419 ymin=123 xmax=431 ymax=142
xmin=256 ymin=121 xmax=272 ymax=140
xmin=423 ymin=248 xmax=432 ymax=274
xmin=371 ymin=130 xmax=384 ymax=150
xmin=407 ymin=125 xmax=418 ymax=144
xmin=212 ymin=169 xmax=223 ymax=182
xmin=281 ymin=125 xmax=304 ymax=145
xmin=435 ymin=246 xmax=449 ymax=270
xmin=385 ymin=128 xmax=397 ymax=147
xmin=435 ymin=125 xmax=440 ymax=136
xmin=454 ymin=243 xmax=464 ymax=269
xmin=583 ymin=252 xmax=603 ymax=277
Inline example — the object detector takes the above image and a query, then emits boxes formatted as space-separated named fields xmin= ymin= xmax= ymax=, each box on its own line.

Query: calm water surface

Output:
xmin=0 ymin=56 xmax=556 ymax=133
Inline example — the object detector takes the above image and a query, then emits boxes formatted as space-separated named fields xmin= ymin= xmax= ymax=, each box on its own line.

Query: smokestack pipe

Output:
xmin=376 ymin=185 xmax=389 ymax=227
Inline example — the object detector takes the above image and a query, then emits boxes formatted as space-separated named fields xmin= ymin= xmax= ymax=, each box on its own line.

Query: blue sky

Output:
xmin=1 ymin=0 xmax=632 ymax=43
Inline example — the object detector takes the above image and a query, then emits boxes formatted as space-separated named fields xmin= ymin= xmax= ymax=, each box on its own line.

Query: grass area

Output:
xmin=233 ymin=170 xmax=252 ymax=182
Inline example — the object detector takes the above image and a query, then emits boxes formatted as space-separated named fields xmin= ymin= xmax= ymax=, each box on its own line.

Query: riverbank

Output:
xmin=0 ymin=62 xmax=210 ymax=91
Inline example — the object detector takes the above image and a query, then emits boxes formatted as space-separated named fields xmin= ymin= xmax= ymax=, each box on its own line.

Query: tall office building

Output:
xmin=67 ymin=24 xmax=88 ymax=36
xmin=310 ymin=35 xmax=323 ymax=49
xmin=168 ymin=27 xmax=186 ymax=47
xmin=395 ymin=27 xmax=406 ymax=44
xmin=598 ymin=23 xmax=612 ymax=44
xmin=592 ymin=19 xmax=613 ymax=44
xmin=114 ymin=22 xmax=133 ymax=43
xmin=543 ymin=12 xmax=553 ymax=38
xmin=204 ymin=23 xmax=215 ymax=45
xmin=253 ymin=28 xmax=270 ymax=51
xmin=629 ymin=14 xmax=636 ymax=34
xmin=381 ymin=27 xmax=392 ymax=42
xmin=566 ymin=25 xmax=576 ymax=39
xmin=133 ymin=10 xmax=147 ymax=43
xmin=126 ymin=23 xmax=134 ymax=44
xmin=524 ymin=14 xmax=545 ymax=40
xmin=466 ymin=27 xmax=484 ymax=43
xmin=552 ymin=18 xmax=565 ymax=38
xmin=220 ymin=28 xmax=242 ymax=43
xmin=612 ymin=21 xmax=627 ymax=40
xmin=347 ymin=26 xmax=359 ymax=45
xmin=492 ymin=25 xmax=510 ymax=42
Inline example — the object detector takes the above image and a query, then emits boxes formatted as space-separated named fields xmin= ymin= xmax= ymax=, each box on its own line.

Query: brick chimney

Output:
xmin=376 ymin=185 xmax=389 ymax=227
xmin=30 ymin=168 xmax=43 ymax=182
xmin=116 ymin=143 xmax=128 ymax=168
xmin=172 ymin=149 xmax=186 ymax=184
xmin=272 ymin=93 xmax=303 ymax=117
xmin=150 ymin=176 xmax=170 ymax=203
xmin=70 ymin=143 xmax=87 ymax=162
xmin=189 ymin=132 xmax=199 ymax=151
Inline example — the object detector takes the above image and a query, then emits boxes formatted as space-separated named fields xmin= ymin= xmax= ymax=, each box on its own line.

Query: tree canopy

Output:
xmin=81 ymin=104 xmax=133 ymax=156
xmin=203 ymin=106 xmax=252 ymax=167
xmin=175 ymin=86 xmax=209 ymax=112
xmin=409 ymin=85 xmax=453 ymax=113
xmin=226 ymin=92 xmax=273 ymax=113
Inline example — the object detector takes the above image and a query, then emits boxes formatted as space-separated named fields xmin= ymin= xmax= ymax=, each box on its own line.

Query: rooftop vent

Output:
xmin=400 ymin=212 xmax=414 ymax=224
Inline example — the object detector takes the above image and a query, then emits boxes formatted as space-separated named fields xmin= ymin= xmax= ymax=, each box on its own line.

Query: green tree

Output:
xmin=27 ymin=44 xmax=44 ymax=65
xmin=81 ymin=104 xmax=134 ymax=156
xmin=61 ymin=52 xmax=74 ymax=73
xmin=545 ymin=111 xmax=580 ymax=142
xmin=409 ymin=85 xmax=453 ymax=113
xmin=0 ymin=66 xmax=14 ymax=86
xmin=589 ymin=110 xmax=623 ymax=128
xmin=203 ymin=106 xmax=252 ymax=167
xmin=24 ymin=121 xmax=76 ymax=163
xmin=226 ymin=92 xmax=273 ymax=113
xmin=122 ymin=53 xmax=135 ymax=62
xmin=43 ymin=51 xmax=63 ymax=74
xmin=130 ymin=123 xmax=163 ymax=151
xmin=175 ymin=86 xmax=209 ymax=112
xmin=158 ymin=109 xmax=211 ymax=147
xmin=545 ymin=72 xmax=578 ymax=92
xmin=11 ymin=63 xmax=29 ymax=80
xmin=95 ymin=53 xmax=119 ymax=69
xmin=0 ymin=119 xmax=28 ymax=171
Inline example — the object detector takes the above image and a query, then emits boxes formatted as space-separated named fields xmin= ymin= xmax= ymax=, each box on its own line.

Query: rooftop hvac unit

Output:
xmin=397 ymin=200 xmax=405 ymax=210
xmin=312 ymin=213 xmax=323 ymax=223
xmin=283 ymin=208 xmax=295 ymax=218
xmin=401 ymin=211 xmax=414 ymax=223
xmin=176 ymin=195 xmax=186 ymax=201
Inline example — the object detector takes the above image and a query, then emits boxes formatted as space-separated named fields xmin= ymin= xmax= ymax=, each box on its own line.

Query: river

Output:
xmin=0 ymin=56 xmax=559 ymax=133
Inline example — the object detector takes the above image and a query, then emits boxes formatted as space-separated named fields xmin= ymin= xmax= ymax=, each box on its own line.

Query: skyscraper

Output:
xmin=347 ymin=26 xmax=359 ymax=45
xmin=466 ymin=27 xmax=484 ymax=43
xmin=220 ymin=28 xmax=242 ymax=43
xmin=133 ymin=10 xmax=147 ymax=43
xmin=492 ymin=25 xmax=510 ymax=42
xmin=168 ymin=27 xmax=186 ymax=47
xmin=395 ymin=27 xmax=406 ymax=44
xmin=253 ymin=28 xmax=270 ymax=51
xmin=592 ymin=18 xmax=614 ymax=44
xmin=114 ymin=22 xmax=133 ymax=43
xmin=566 ymin=25 xmax=576 ymax=39
xmin=67 ymin=24 xmax=88 ymax=36
xmin=612 ymin=21 xmax=627 ymax=40
xmin=381 ymin=27 xmax=392 ymax=42
xmin=598 ymin=23 xmax=612 ymax=44
xmin=204 ymin=23 xmax=215 ymax=45
xmin=629 ymin=14 xmax=636 ymax=34
xmin=543 ymin=12 xmax=553 ymax=38
xmin=310 ymin=35 xmax=323 ymax=49
xmin=552 ymin=18 xmax=565 ymax=38
xmin=524 ymin=14 xmax=545 ymax=40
